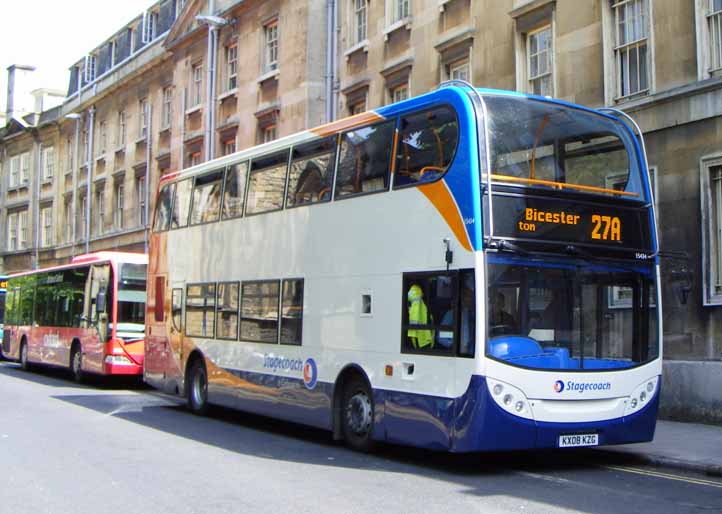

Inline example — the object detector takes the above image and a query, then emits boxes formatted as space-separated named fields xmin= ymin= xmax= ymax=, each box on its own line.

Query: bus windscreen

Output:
xmin=484 ymin=95 xmax=646 ymax=201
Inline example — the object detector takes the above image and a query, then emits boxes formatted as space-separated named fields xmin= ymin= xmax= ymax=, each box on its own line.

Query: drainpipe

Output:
xmin=85 ymin=106 xmax=95 ymax=254
xmin=144 ymin=101 xmax=152 ymax=253
xmin=65 ymin=113 xmax=81 ymax=258
xmin=332 ymin=0 xmax=338 ymax=121
xmin=32 ymin=134 xmax=41 ymax=269
xmin=326 ymin=0 xmax=333 ymax=122
xmin=198 ymin=1 xmax=225 ymax=161
xmin=180 ymin=90 xmax=186 ymax=170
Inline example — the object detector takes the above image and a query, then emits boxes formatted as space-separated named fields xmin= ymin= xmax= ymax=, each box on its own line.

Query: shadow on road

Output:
xmin=4 ymin=363 xmax=719 ymax=513
xmin=0 ymin=361 xmax=147 ymax=391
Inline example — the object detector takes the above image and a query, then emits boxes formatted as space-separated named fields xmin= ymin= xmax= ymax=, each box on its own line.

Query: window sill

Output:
xmin=41 ymin=179 xmax=53 ymax=186
xmin=158 ymin=125 xmax=171 ymax=136
xmin=135 ymin=136 xmax=148 ymax=146
xmin=383 ymin=17 xmax=412 ymax=40
xmin=218 ymin=88 xmax=238 ymax=102
xmin=185 ymin=104 xmax=203 ymax=116
xmin=344 ymin=40 xmax=370 ymax=60
xmin=96 ymin=154 xmax=106 ymax=163
xmin=613 ymin=89 xmax=650 ymax=104
xmin=438 ymin=0 xmax=453 ymax=12
xmin=257 ymin=69 xmax=280 ymax=84
xmin=115 ymin=146 xmax=126 ymax=154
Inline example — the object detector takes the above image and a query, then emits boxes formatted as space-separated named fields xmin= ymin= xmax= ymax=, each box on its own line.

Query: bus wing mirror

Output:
xmin=96 ymin=288 xmax=107 ymax=314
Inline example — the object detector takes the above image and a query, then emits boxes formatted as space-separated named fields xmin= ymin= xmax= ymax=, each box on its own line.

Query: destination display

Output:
xmin=491 ymin=194 xmax=653 ymax=253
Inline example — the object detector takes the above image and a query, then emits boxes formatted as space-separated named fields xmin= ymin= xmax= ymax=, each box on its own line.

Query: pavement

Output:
xmin=598 ymin=419 xmax=722 ymax=477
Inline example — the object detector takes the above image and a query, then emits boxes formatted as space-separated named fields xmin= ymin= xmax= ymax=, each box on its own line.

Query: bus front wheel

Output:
xmin=187 ymin=359 xmax=208 ymax=415
xmin=341 ymin=376 xmax=375 ymax=452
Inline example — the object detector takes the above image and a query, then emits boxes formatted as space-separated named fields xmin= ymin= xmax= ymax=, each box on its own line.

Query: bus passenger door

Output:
xmin=83 ymin=264 xmax=111 ymax=374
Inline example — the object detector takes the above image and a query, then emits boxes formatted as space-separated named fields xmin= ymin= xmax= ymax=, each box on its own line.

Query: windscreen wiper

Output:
xmin=486 ymin=239 xmax=530 ymax=255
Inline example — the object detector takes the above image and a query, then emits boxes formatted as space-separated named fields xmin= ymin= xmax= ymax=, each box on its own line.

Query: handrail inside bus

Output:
xmin=489 ymin=174 xmax=640 ymax=197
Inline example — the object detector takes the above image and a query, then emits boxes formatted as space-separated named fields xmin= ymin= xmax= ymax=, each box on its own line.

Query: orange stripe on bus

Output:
xmin=418 ymin=181 xmax=472 ymax=252
xmin=311 ymin=112 xmax=385 ymax=137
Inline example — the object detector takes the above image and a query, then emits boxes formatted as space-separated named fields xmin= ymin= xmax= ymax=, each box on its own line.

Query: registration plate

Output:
xmin=558 ymin=433 xmax=599 ymax=448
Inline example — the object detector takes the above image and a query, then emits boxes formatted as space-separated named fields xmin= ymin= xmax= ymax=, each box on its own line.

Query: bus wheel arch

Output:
xmin=333 ymin=365 xmax=376 ymax=452
xmin=185 ymin=351 xmax=208 ymax=415
xmin=70 ymin=339 xmax=83 ymax=383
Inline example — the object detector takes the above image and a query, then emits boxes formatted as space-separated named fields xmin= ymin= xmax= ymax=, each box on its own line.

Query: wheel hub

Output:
xmin=347 ymin=393 xmax=372 ymax=435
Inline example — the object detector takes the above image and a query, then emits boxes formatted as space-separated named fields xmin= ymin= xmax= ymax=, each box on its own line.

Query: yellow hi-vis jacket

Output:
xmin=407 ymin=284 xmax=434 ymax=348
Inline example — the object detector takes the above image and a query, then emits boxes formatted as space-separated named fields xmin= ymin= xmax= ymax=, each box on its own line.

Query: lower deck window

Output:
xmin=186 ymin=283 xmax=216 ymax=338
xmin=241 ymin=281 xmax=280 ymax=343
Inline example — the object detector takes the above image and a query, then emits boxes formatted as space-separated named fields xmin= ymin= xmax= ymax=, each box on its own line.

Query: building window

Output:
xmin=66 ymin=138 xmax=73 ymax=172
xmin=114 ymin=182 xmax=125 ymax=229
xmin=19 ymin=210 xmax=28 ymax=249
xmin=96 ymin=188 xmax=105 ymax=235
xmin=9 ymin=156 xmax=20 ymax=187
xmin=98 ymin=121 xmax=107 ymax=154
xmin=527 ymin=26 xmax=553 ymax=96
xmin=352 ymin=0 xmax=368 ymax=45
xmin=79 ymin=193 xmax=87 ymax=241
xmin=703 ymin=157 xmax=722 ymax=304
xmin=349 ymin=99 xmax=366 ymax=115
xmin=389 ymin=0 xmax=410 ymax=24
xmin=84 ymin=55 xmax=97 ymax=83
xmin=139 ymin=99 xmax=149 ymax=139
xmin=611 ymin=0 xmax=650 ymax=99
xmin=709 ymin=0 xmax=722 ymax=72
xmin=390 ymin=83 xmax=409 ymax=103
xmin=448 ymin=59 xmax=471 ymax=82
xmin=226 ymin=45 xmax=238 ymax=90
xmin=262 ymin=125 xmax=277 ymax=143
xmin=42 ymin=147 xmax=55 ymax=181
xmin=20 ymin=152 xmax=30 ymax=184
xmin=118 ymin=110 xmax=127 ymax=146
xmin=223 ymin=139 xmax=236 ymax=156
xmin=64 ymin=197 xmax=72 ymax=242
xmin=161 ymin=87 xmax=172 ymax=129
xmin=143 ymin=10 xmax=158 ymax=43
xmin=7 ymin=213 xmax=17 ymax=251
xmin=137 ymin=175 xmax=147 ymax=226
xmin=41 ymin=206 xmax=53 ymax=247
xmin=264 ymin=20 xmax=279 ymax=72
xmin=192 ymin=63 xmax=203 ymax=107
xmin=189 ymin=151 xmax=202 ymax=167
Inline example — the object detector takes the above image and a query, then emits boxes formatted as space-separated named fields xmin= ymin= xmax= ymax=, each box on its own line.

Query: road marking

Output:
xmin=605 ymin=465 xmax=722 ymax=489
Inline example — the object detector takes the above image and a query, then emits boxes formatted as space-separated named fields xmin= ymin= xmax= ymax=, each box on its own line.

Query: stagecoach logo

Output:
xmin=303 ymin=358 xmax=318 ymax=390
xmin=555 ymin=380 xmax=612 ymax=394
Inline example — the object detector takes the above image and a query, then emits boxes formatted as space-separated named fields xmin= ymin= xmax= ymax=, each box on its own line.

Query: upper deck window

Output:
xmin=484 ymin=96 xmax=645 ymax=201
xmin=335 ymin=120 xmax=395 ymax=198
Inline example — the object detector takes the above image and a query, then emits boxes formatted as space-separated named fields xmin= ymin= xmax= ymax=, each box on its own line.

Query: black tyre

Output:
xmin=341 ymin=376 xmax=375 ymax=452
xmin=19 ymin=341 xmax=31 ymax=371
xmin=70 ymin=346 xmax=84 ymax=383
xmin=187 ymin=359 xmax=209 ymax=415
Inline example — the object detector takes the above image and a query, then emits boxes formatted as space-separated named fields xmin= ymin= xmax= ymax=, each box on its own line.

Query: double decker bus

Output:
xmin=3 ymin=252 xmax=147 ymax=381
xmin=145 ymin=83 xmax=660 ymax=452
xmin=0 ymin=275 xmax=6 ymax=358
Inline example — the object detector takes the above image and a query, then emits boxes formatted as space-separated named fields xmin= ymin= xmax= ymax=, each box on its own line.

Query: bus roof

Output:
xmin=8 ymin=252 xmax=147 ymax=278
xmin=157 ymin=85 xmax=630 ymax=188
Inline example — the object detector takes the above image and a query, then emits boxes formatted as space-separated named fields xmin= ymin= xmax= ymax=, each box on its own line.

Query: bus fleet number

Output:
xmin=591 ymin=215 xmax=621 ymax=241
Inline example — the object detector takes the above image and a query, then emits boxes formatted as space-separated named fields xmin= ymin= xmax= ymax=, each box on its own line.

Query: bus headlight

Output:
xmin=487 ymin=378 xmax=534 ymax=420
xmin=624 ymin=376 xmax=658 ymax=416
xmin=105 ymin=355 xmax=132 ymax=365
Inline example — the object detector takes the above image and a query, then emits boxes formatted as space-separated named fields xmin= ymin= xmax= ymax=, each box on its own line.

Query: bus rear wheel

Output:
xmin=19 ymin=341 xmax=31 ymax=371
xmin=341 ymin=376 xmax=375 ymax=452
xmin=187 ymin=359 xmax=208 ymax=415
xmin=70 ymin=347 xmax=84 ymax=383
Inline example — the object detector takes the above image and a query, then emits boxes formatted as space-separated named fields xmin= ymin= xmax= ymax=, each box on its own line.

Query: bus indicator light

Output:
xmin=385 ymin=365 xmax=393 ymax=376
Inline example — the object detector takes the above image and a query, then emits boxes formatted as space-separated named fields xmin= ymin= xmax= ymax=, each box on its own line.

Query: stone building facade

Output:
xmin=2 ymin=0 xmax=722 ymax=422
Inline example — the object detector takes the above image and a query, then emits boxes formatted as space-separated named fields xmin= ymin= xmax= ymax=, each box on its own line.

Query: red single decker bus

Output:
xmin=1 ymin=252 xmax=147 ymax=381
